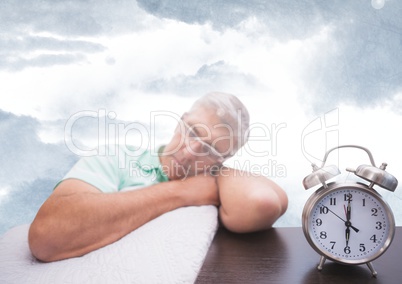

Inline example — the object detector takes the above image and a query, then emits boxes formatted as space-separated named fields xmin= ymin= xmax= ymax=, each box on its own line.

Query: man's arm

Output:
xmin=28 ymin=176 xmax=219 ymax=262
xmin=217 ymin=167 xmax=288 ymax=233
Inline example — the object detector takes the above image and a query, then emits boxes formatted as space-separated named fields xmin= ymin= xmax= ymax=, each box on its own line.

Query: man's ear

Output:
xmin=181 ymin=112 xmax=189 ymax=119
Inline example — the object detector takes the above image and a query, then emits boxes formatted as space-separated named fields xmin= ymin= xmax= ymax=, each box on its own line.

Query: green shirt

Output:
xmin=60 ymin=145 xmax=169 ymax=193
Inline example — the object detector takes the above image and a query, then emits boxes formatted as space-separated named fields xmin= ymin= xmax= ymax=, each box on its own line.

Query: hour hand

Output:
xmin=344 ymin=195 xmax=352 ymax=221
xmin=345 ymin=226 xmax=350 ymax=246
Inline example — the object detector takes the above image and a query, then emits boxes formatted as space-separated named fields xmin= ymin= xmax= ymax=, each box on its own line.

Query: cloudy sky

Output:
xmin=1 ymin=0 xmax=402 ymax=235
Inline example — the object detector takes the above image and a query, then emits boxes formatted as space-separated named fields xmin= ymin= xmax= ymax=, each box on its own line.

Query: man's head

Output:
xmin=161 ymin=92 xmax=250 ymax=180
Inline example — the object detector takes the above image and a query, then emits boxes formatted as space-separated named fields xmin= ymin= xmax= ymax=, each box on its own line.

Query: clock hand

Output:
xmin=350 ymin=225 xmax=359 ymax=233
xmin=345 ymin=226 xmax=350 ymax=247
xmin=347 ymin=200 xmax=351 ymax=221
xmin=344 ymin=198 xmax=359 ymax=232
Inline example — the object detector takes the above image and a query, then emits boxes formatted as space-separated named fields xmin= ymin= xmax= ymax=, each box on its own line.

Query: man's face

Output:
xmin=161 ymin=107 xmax=233 ymax=180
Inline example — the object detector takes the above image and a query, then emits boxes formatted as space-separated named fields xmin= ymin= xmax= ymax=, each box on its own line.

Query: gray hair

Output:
xmin=190 ymin=92 xmax=250 ymax=157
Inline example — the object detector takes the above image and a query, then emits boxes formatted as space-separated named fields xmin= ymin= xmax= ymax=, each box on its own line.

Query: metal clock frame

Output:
xmin=301 ymin=145 xmax=398 ymax=277
xmin=302 ymin=181 xmax=395 ymax=276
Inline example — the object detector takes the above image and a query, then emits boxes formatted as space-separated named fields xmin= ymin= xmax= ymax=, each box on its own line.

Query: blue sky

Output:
xmin=1 ymin=0 xmax=402 ymax=235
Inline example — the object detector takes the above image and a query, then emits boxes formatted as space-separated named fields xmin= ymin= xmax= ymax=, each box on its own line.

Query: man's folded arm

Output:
xmin=28 ymin=176 xmax=219 ymax=262
xmin=217 ymin=167 xmax=288 ymax=233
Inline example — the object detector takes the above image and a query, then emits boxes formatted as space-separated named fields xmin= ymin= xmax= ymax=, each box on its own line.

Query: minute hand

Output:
xmin=346 ymin=200 xmax=351 ymax=221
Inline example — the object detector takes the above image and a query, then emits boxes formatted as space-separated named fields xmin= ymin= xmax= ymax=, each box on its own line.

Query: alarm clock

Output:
xmin=302 ymin=145 xmax=398 ymax=277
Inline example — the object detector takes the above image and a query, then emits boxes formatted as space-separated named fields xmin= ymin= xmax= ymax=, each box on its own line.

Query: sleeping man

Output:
xmin=28 ymin=92 xmax=288 ymax=262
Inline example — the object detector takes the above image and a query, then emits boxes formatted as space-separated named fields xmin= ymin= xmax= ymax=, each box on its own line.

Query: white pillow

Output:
xmin=0 ymin=206 xmax=218 ymax=284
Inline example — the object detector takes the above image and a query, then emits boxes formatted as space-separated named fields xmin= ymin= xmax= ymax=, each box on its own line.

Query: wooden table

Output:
xmin=196 ymin=227 xmax=402 ymax=283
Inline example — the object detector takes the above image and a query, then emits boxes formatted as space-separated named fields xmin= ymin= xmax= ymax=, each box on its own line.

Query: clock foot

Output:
xmin=317 ymin=256 xmax=326 ymax=271
xmin=366 ymin=262 xmax=377 ymax=278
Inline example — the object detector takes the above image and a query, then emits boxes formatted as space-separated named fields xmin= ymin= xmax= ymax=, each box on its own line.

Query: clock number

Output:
xmin=359 ymin=244 xmax=366 ymax=252
xmin=315 ymin=218 xmax=323 ymax=226
xmin=370 ymin=234 xmax=377 ymax=243
xmin=344 ymin=246 xmax=351 ymax=254
xmin=330 ymin=198 xmax=336 ymax=206
xmin=320 ymin=231 xmax=327 ymax=239
xmin=320 ymin=206 xmax=329 ymax=214
xmin=362 ymin=198 xmax=366 ymax=207
xmin=371 ymin=208 xmax=378 ymax=216
xmin=344 ymin=193 xmax=353 ymax=202
xmin=330 ymin=241 xmax=336 ymax=249
xmin=375 ymin=222 xmax=383 ymax=230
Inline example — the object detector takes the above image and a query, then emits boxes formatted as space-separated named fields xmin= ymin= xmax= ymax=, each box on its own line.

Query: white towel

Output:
xmin=0 ymin=206 xmax=218 ymax=284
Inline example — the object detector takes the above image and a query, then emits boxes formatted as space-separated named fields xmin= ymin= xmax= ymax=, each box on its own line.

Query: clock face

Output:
xmin=303 ymin=183 xmax=395 ymax=265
